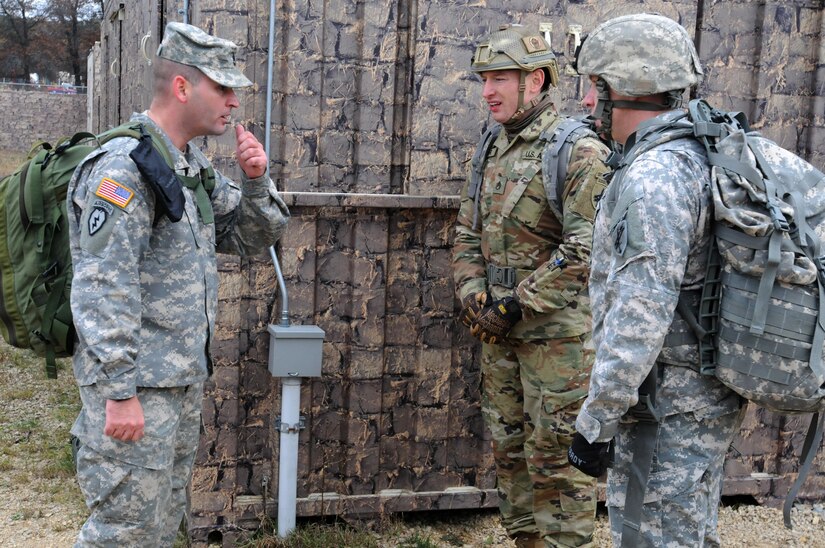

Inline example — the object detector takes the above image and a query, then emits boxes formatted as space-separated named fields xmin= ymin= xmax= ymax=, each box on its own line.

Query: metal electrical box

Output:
xmin=267 ymin=324 xmax=325 ymax=377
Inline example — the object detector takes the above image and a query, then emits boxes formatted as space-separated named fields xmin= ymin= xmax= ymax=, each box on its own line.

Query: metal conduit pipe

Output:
xmin=262 ymin=0 xmax=297 ymax=532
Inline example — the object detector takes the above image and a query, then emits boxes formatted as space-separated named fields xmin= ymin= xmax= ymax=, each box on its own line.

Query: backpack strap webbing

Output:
xmin=783 ymin=411 xmax=825 ymax=529
xmin=540 ymin=118 xmax=594 ymax=222
xmin=620 ymin=364 xmax=662 ymax=548
xmin=111 ymin=123 xmax=217 ymax=225
xmin=469 ymin=125 xmax=502 ymax=230
xmin=40 ymin=270 xmax=74 ymax=379
xmin=178 ymin=171 xmax=215 ymax=224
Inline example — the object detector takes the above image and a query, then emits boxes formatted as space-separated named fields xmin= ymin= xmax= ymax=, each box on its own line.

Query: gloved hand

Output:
xmin=469 ymin=296 xmax=522 ymax=344
xmin=567 ymin=432 xmax=611 ymax=478
xmin=459 ymin=291 xmax=491 ymax=328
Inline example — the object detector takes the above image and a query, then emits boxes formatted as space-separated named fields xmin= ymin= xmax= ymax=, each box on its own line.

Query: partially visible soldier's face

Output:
xmin=582 ymin=76 xmax=601 ymax=122
xmin=187 ymin=75 xmax=240 ymax=137
xmin=607 ymin=87 xmax=655 ymax=146
xmin=581 ymin=76 xmax=646 ymax=145
xmin=480 ymin=69 xmax=542 ymax=124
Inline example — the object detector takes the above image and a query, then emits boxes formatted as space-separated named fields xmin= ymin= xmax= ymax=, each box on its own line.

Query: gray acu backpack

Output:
xmin=616 ymin=99 xmax=825 ymax=529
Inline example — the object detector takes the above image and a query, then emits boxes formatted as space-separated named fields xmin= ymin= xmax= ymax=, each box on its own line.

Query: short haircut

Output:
xmin=153 ymin=57 xmax=203 ymax=96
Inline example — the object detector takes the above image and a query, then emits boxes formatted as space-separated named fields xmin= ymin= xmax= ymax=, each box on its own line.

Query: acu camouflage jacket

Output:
xmin=67 ymin=112 xmax=290 ymax=400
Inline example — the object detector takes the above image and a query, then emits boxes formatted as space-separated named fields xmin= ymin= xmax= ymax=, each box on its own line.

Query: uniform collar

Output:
xmin=497 ymin=107 xmax=560 ymax=155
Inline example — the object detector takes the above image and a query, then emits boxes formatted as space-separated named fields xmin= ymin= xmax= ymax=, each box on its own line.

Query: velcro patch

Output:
xmin=88 ymin=206 xmax=108 ymax=235
xmin=95 ymin=178 xmax=134 ymax=208
xmin=522 ymin=35 xmax=547 ymax=53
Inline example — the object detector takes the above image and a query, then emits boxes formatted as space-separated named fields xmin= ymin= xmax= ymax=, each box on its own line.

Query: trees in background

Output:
xmin=0 ymin=0 xmax=45 ymax=81
xmin=0 ymin=0 xmax=102 ymax=86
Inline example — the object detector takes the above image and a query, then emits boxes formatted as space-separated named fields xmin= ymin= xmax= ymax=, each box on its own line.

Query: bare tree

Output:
xmin=0 ymin=0 xmax=46 ymax=81
xmin=47 ymin=0 xmax=102 ymax=86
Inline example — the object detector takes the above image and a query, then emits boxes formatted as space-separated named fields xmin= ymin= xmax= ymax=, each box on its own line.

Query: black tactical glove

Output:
xmin=567 ymin=432 xmax=611 ymax=478
xmin=470 ymin=296 xmax=522 ymax=345
xmin=459 ymin=291 xmax=491 ymax=328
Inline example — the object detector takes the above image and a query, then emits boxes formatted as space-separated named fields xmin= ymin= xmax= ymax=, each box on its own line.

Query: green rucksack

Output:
xmin=0 ymin=123 xmax=209 ymax=378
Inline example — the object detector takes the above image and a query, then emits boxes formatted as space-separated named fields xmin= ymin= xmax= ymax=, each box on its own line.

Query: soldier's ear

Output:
xmin=172 ymin=75 xmax=191 ymax=103
xmin=529 ymin=68 xmax=544 ymax=93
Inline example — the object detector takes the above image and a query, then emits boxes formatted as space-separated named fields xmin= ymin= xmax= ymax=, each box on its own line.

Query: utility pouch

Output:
xmin=129 ymin=132 xmax=185 ymax=224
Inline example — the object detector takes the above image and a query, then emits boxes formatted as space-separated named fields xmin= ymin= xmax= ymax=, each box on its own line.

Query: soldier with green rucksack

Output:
xmin=2 ymin=22 xmax=290 ymax=546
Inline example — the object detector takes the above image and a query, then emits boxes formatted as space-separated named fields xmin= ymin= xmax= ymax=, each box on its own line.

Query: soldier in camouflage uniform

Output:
xmin=565 ymin=14 xmax=745 ymax=547
xmin=67 ymin=22 xmax=289 ymax=546
xmin=452 ymin=24 xmax=610 ymax=548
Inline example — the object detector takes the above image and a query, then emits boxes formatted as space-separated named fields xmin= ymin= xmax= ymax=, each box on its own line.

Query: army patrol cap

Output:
xmin=576 ymin=13 xmax=703 ymax=96
xmin=471 ymin=24 xmax=559 ymax=86
xmin=157 ymin=22 xmax=253 ymax=88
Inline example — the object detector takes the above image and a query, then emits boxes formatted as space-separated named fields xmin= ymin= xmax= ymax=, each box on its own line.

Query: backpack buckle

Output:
xmin=39 ymin=261 xmax=59 ymax=282
xmin=767 ymin=202 xmax=790 ymax=232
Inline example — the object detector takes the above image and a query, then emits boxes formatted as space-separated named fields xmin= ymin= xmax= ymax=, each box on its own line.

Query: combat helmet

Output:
xmin=471 ymin=24 xmax=560 ymax=123
xmin=575 ymin=13 xmax=703 ymax=139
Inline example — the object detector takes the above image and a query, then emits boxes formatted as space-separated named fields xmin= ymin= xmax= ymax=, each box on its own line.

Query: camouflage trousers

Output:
xmin=606 ymin=404 xmax=746 ymax=547
xmin=481 ymin=336 xmax=597 ymax=547
xmin=72 ymin=383 xmax=204 ymax=547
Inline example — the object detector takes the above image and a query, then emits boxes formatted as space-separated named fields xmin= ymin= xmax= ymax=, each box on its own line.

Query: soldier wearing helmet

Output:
xmin=453 ymin=24 xmax=610 ymax=548
xmin=565 ymin=14 xmax=744 ymax=547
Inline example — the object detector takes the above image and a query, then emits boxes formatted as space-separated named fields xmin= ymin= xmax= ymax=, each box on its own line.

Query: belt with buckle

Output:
xmin=486 ymin=264 xmax=516 ymax=289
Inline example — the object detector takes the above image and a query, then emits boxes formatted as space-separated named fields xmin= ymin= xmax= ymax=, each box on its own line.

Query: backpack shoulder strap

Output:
xmin=540 ymin=117 xmax=598 ymax=222
xmin=784 ymin=412 xmax=825 ymax=528
xmin=469 ymin=124 xmax=502 ymax=230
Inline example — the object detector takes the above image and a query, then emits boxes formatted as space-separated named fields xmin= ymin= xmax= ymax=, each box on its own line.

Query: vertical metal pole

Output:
xmin=277 ymin=377 xmax=301 ymax=538
xmin=265 ymin=0 xmax=287 ymax=328
xmin=269 ymin=246 xmax=290 ymax=327
xmin=264 ymin=0 xmax=276 ymax=172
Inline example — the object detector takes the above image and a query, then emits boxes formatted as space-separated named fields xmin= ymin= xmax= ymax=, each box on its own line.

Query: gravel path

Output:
xmin=1 ymin=497 xmax=825 ymax=547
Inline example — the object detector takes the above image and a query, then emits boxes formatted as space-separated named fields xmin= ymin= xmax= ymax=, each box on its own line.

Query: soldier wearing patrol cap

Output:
xmin=452 ymin=24 xmax=610 ymax=547
xmin=67 ymin=22 xmax=289 ymax=545
xmin=566 ymin=13 xmax=745 ymax=547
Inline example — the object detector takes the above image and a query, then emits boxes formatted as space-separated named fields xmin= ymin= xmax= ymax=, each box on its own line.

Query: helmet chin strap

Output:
xmin=505 ymin=71 xmax=529 ymax=125
xmin=592 ymin=78 xmax=682 ymax=142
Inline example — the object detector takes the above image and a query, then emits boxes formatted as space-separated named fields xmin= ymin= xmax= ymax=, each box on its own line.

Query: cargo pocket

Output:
xmin=560 ymin=490 xmax=596 ymax=515
xmin=535 ymin=391 xmax=587 ymax=452
xmin=607 ymin=462 xmax=707 ymax=507
xmin=75 ymin=444 xmax=138 ymax=524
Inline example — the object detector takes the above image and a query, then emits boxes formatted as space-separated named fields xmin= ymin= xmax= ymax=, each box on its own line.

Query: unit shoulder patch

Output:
xmin=95 ymin=178 xmax=134 ymax=208
xmin=80 ymin=199 xmax=122 ymax=257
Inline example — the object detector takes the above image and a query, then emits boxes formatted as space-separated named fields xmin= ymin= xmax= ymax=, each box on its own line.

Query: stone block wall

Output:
xmin=0 ymin=89 xmax=87 ymax=153
xmin=85 ymin=0 xmax=825 ymax=545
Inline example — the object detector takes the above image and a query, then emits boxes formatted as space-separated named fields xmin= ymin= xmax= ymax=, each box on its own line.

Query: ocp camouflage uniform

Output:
xmin=576 ymin=129 xmax=744 ymax=547
xmin=453 ymin=106 xmax=610 ymax=546
xmin=68 ymin=112 xmax=289 ymax=546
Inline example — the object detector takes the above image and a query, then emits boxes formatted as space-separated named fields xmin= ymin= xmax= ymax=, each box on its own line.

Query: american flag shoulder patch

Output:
xmin=95 ymin=178 xmax=134 ymax=208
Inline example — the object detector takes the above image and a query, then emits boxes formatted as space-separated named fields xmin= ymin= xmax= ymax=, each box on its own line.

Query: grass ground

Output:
xmin=0 ymin=148 xmax=26 ymax=178
xmin=0 ymin=339 xmax=87 ymax=542
xmin=0 ymin=333 xmax=493 ymax=548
